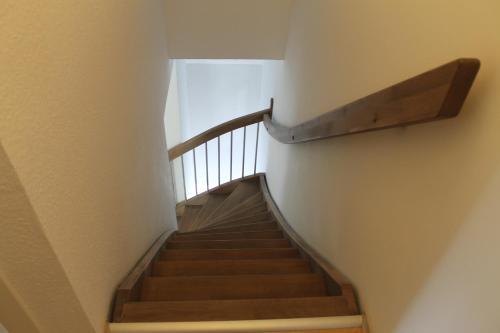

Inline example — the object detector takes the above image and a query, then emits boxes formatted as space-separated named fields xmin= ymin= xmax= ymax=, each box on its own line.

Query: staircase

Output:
xmin=108 ymin=60 xmax=483 ymax=332
xmin=111 ymin=175 xmax=363 ymax=333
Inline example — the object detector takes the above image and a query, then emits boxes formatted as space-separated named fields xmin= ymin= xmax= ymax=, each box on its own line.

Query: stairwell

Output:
xmin=110 ymin=59 xmax=479 ymax=333
xmin=110 ymin=175 xmax=363 ymax=332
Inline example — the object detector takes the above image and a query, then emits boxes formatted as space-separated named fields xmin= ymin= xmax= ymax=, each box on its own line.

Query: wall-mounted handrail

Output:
xmin=168 ymin=109 xmax=271 ymax=160
xmin=264 ymin=58 xmax=480 ymax=143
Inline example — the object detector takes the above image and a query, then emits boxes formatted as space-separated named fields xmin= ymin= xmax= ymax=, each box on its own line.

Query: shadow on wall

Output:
xmin=0 ymin=143 xmax=94 ymax=333
xmin=267 ymin=64 xmax=500 ymax=332
xmin=0 ymin=274 xmax=39 ymax=333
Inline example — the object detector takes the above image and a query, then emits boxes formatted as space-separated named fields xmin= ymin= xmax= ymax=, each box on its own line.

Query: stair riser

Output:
xmin=211 ymin=193 xmax=264 ymax=221
xmin=159 ymin=248 xmax=301 ymax=261
xmin=205 ymin=182 xmax=260 ymax=222
xmin=209 ymin=208 xmax=269 ymax=227
xmin=165 ymin=239 xmax=290 ymax=249
xmin=179 ymin=206 xmax=203 ymax=232
xmin=153 ymin=259 xmax=311 ymax=276
xmin=203 ymin=213 xmax=273 ymax=229
xmin=173 ymin=230 xmax=283 ymax=241
xmin=141 ymin=275 xmax=327 ymax=301
xmin=120 ymin=296 xmax=353 ymax=322
xmin=209 ymin=202 xmax=268 ymax=225
xmin=190 ymin=194 xmax=229 ymax=230
xmin=194 ymin=222 xmax=278 ymax=234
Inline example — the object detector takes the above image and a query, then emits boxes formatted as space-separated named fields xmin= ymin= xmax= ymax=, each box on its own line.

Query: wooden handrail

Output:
xmin=263 ymin=58 xmax=480 ymax=143
xmin=168 ymin=109 xmax=271 ymax=160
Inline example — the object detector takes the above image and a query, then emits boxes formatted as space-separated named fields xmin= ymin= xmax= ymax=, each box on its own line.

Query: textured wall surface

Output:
xmin=266 ymin=1 xmax=500 ymax=332
xmin=0 ymin=276 xmax=39 ymax=333
xmin=164 ymin=0 xmax=293 ymax=59
xmin=165 ymin=63 xmax=182 ymax=149
xmin=0 ymin=145 xmax=94 ymax=333
xmin=0 ymin=1 xmax=176 ymax=332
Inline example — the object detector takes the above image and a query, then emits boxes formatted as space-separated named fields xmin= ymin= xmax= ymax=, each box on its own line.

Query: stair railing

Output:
xmin=168 ymin=109 xmax=271 ymax=202
xmin=264 ymin=58 xmax=479 ymax=143
xmin=169 ymin=58 xmax=479 ymax=203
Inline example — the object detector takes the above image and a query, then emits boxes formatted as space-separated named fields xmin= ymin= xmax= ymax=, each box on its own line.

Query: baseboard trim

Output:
xmin=109 ymin=315 xmax=363 ymax=333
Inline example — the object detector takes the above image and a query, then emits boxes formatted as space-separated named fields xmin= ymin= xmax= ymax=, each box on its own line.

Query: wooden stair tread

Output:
xmin=120 ymin=296 xmax=354 ymax=322
xmin=178 ymin=205 xmax=202 ymax=232
xmin=165 ymin=238 xmax=290 ymax=249
xmin=160 ymin=248 xmax=301 ymax=260
xmin=141 ymin=274 xmax=328 ymax=301
xmin=114 ymin=175 xmax=361 ymax=326
xmin=209 ymin=180 xmax=241 ymax=194
xmin=211 ymin=203 xmax=268 ymax=225
xmin=205 ymin=181 xmax=260 ymax=222
xmin=193 ymin=221 xmax=278 ymax=233
xmin=173 ymin=230 xmax=283 ymax=241
xmin=153 ymin=259 xmax=311 ymax=276
xmin=190 ymin=193 xmax=228 ymax=230
xmin=203 ymin=211 xmax=273 ymax=230
xmin=208 ymin=202 xmax=268 ymax=227
xmin=177 ymin=195 xmax=209 ymax=218
xmin=207 ymin=192 xmax=264 ymax=225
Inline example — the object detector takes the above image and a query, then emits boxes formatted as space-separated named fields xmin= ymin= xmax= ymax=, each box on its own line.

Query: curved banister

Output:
xmin=263 ymin=58 xmax=480 ymax=143
xmin=168 ymin=108 xmax=271 ymax=160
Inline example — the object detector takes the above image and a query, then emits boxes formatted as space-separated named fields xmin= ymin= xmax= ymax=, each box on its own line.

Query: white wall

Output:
xmin=170 ymin=60 xmax=277 ymax=199
xmin=164 ymin=63 xmax=184 ymax=202
xmin=0 ymin=144 xmax=93 ymax=333
xmin=0 ymin=1 xmax=176 ymax=332
xmin=164 ymin=0 xmax=293 ymax=59
xmin=266 ymin=1 xmax=500 ymax=333
xmin=165 ymin=63 xmax=182 ymax=149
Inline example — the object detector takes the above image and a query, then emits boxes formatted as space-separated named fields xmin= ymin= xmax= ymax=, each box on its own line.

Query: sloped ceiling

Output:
xmin=165 ymin=0 xmax=293 ymax=59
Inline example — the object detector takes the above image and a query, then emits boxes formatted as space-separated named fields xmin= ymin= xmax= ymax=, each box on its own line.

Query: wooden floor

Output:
xmin=116 ymin=176 xmax=361 ymax=332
